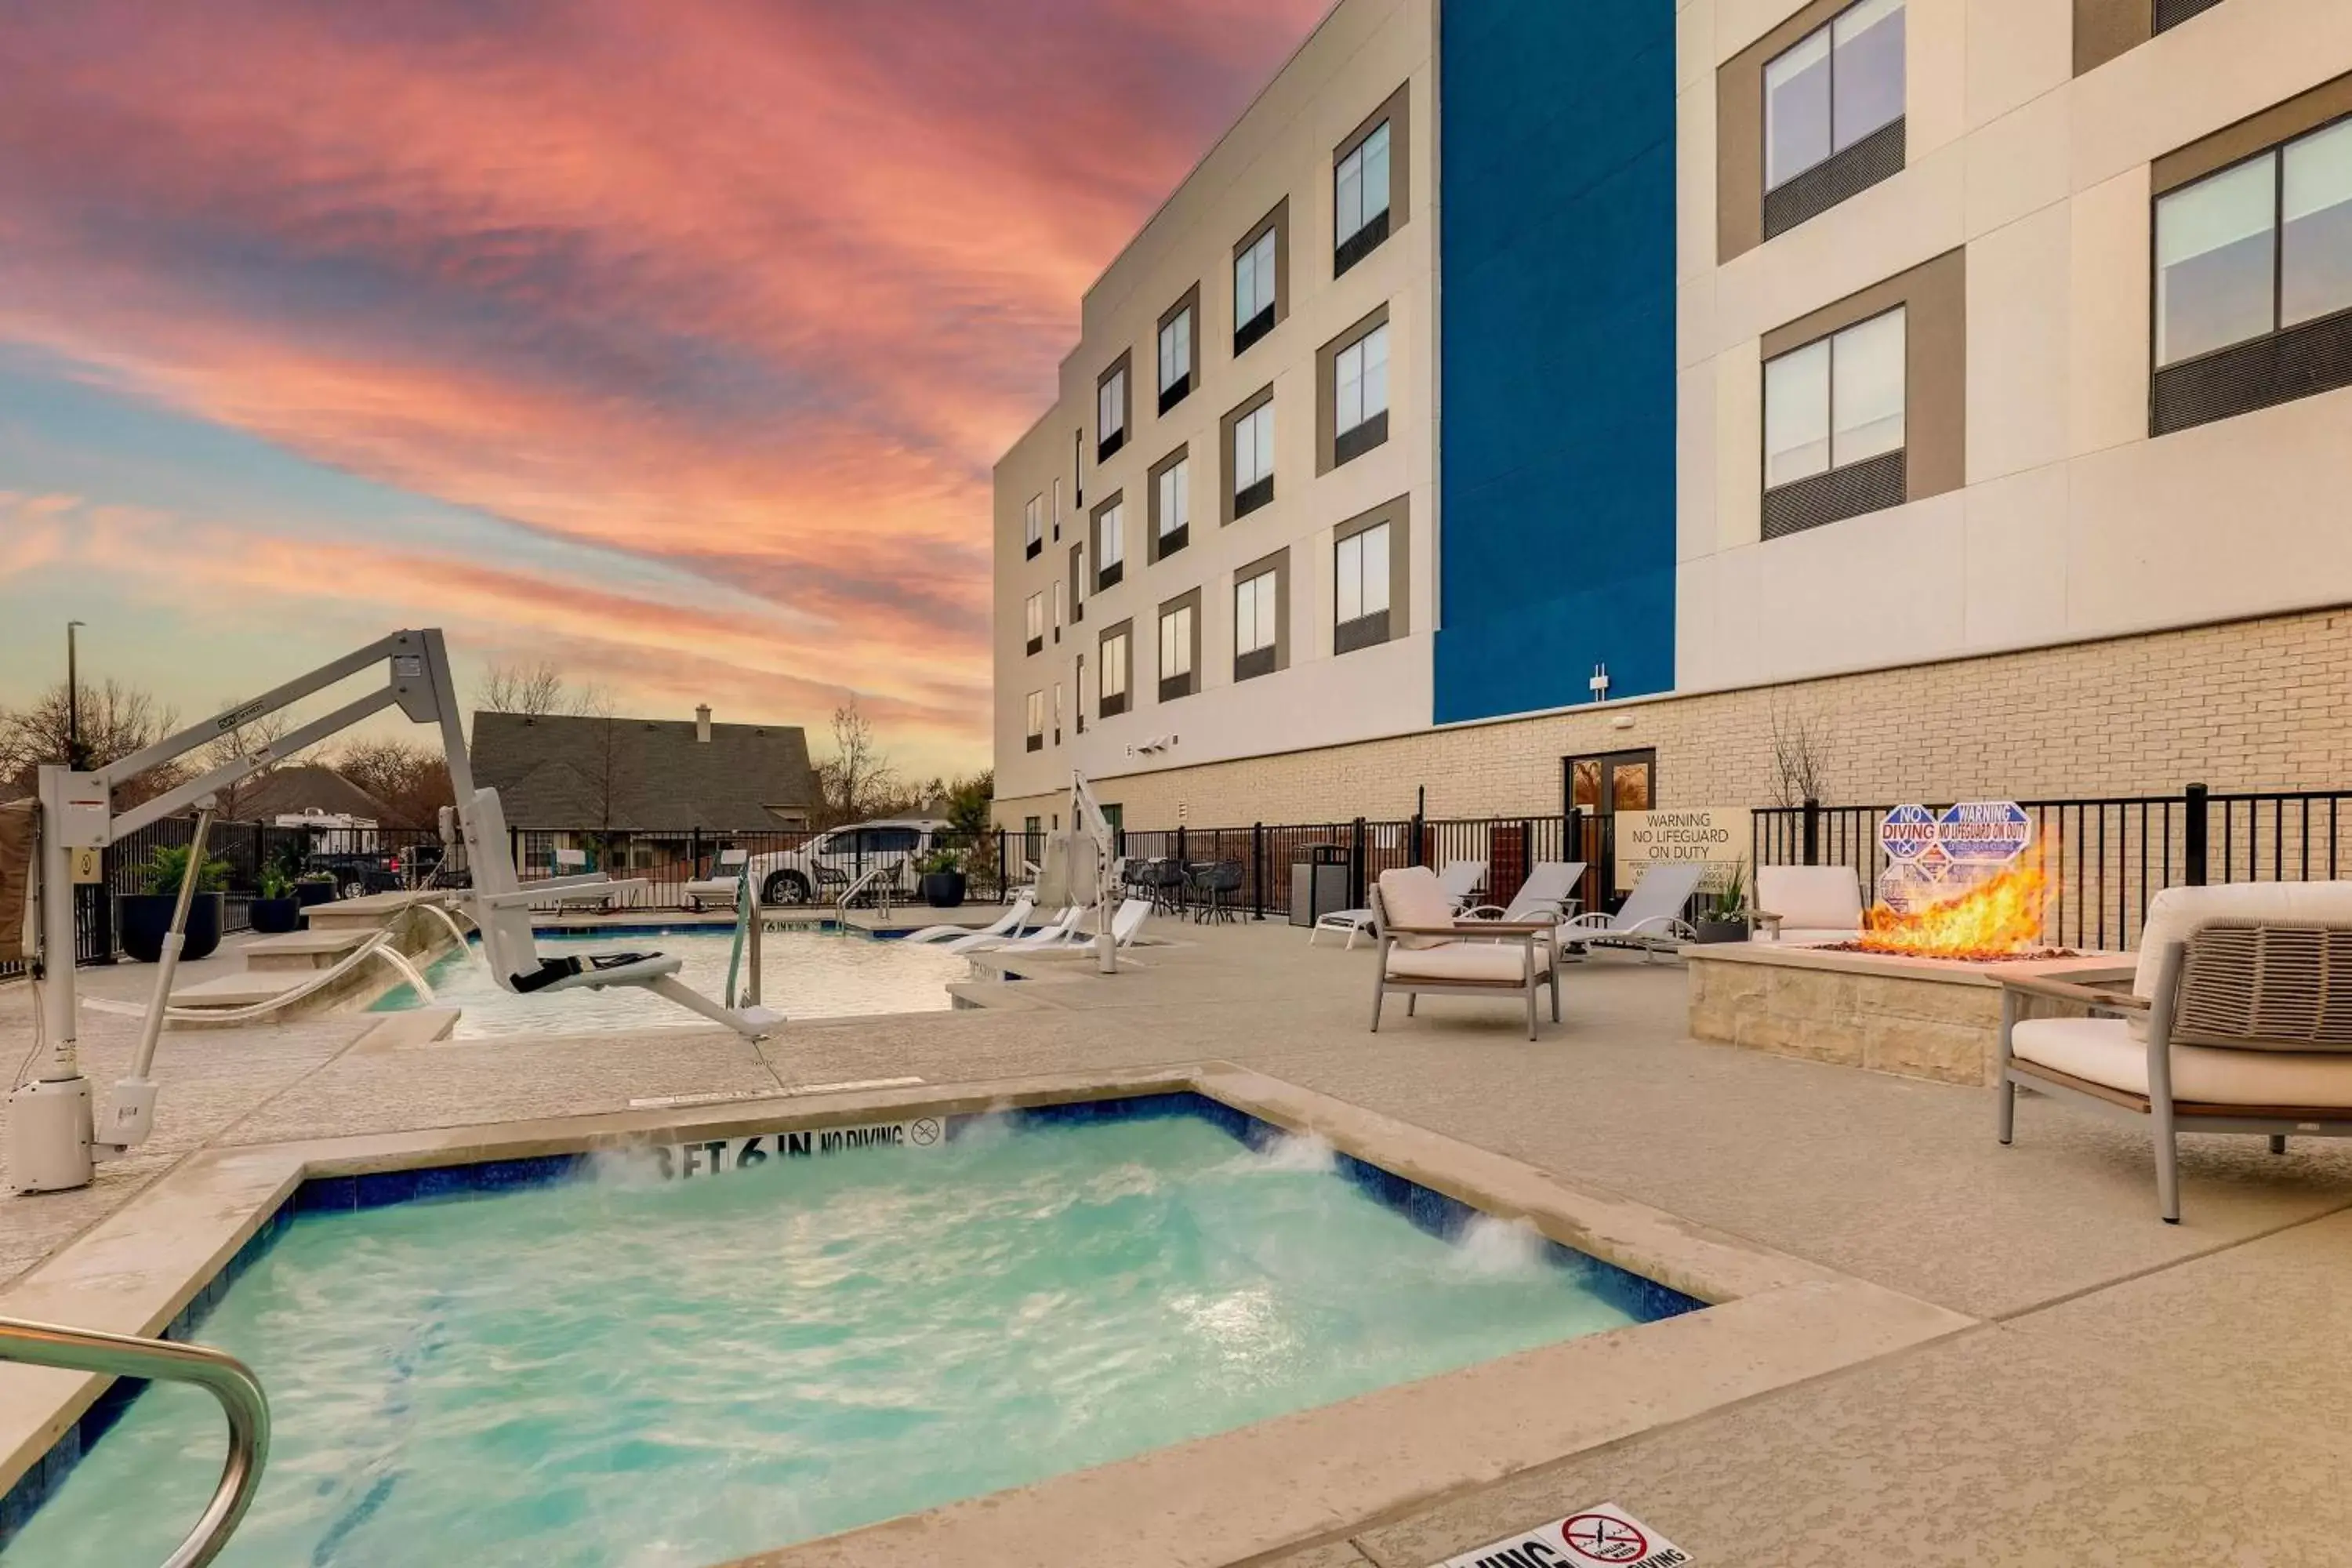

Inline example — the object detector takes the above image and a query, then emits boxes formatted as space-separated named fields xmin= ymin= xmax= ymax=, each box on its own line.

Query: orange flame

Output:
xmin=1860 ymin=863 xmax=2052 ymax=959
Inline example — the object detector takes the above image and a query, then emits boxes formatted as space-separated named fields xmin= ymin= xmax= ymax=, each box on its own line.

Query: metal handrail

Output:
xmin=834 ymin=858 xmax=903 ymax=920
xmin=0 ymin=1316 xmax=270 ymax=1568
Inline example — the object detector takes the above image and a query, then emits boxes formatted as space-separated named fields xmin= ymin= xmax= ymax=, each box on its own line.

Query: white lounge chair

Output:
xmin=1367 ymin=867 xmax=1559 ymax=1040
xmin=683 ymin=848 xmax=750 ymax=912
xmin=1996 ymin=882 xmax=2352 ymax=1222
xmin=997 ymin=898 xmax=1152 ymax=954
xmin=1750 ymin=864 xmax=1864 ymax=945
xmin=902 ymin=896 xmax=1033 ymax=945
xmin=536 ymin=846 xmax=622 ymax=912
xmin=1312 ymin=858 xmax=1486 ymax=948
xmin=1559 ymin=862 xmax=1705 ymax=960
xmin=1462 ymin=861 xmax=1586 ymax=925
xmin=949 ymin=904 xmax=1080 ymax=955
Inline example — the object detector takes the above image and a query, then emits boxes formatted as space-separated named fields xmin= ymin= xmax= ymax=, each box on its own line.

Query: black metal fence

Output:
xmin=1752 ymin=785 xmax=2352 ymax=951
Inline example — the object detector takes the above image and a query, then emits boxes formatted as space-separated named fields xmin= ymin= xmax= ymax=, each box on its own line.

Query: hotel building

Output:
xmin=993 ymin=0 xmax=2352 ymax=833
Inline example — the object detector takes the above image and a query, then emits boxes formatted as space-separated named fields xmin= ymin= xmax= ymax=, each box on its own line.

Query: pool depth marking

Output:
xmin=640 ymin=1118 xmax=947 ymax=1179
xmin=1435 ymin=1503 xmax=1690 ymax=1568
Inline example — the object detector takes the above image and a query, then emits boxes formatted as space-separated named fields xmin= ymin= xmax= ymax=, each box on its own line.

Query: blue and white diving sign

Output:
xmin=1879 ymin=804 xmax=1938 ymax=862
xmin=1934 ymin=800 xmax=2034 ymax=862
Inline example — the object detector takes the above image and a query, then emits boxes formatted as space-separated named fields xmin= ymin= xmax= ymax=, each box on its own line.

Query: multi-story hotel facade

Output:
xmin=994 ymin=0 xmax=2352 ymax=833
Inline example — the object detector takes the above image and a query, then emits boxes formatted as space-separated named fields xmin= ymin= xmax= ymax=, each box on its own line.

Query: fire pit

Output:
xmin=1687 ymin=865 xmax=2128 ymax=1085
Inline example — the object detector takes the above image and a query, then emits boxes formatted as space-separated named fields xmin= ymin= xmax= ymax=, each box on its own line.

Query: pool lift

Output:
xmin=1059 ymin=768 xmax=1122 ymax=975
xmin=5 ymin=627 xmax=777 ymax=1196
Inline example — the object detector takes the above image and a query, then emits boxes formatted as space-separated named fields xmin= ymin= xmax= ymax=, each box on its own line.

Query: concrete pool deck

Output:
xmin=5 ymin=918 xmax=2352 ymax=1563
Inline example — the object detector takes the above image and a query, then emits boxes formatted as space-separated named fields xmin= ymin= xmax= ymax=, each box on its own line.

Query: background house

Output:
xmin=470 ymin=706 xmax=816 ymax=835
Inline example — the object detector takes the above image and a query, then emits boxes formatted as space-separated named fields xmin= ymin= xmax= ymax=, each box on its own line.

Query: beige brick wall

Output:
xmin=996 ymin=608 xmax=2352 ymax=828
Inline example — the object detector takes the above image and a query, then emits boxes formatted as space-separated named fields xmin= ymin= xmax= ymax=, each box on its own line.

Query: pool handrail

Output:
xmin=0 ymin=1314 xmax=270 ymax=1568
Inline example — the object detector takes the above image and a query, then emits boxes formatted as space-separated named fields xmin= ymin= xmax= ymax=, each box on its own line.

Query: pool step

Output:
xmin=169 ymin=971 xmax=312 ymax=1010
xmin=241 ymin=930 xmax=377 ymax=972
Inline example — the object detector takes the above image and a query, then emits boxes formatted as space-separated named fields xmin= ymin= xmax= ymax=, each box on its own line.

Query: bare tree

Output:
xmin=198 ymin=706 xmax=292 ymax=820
xmin=334 ymin=738 xmax=455 ymax=829
xmin=0 ymin=680 xmax=185 ymax=806
xmin=1768 ymin=705 xmax=1835 ymax=807
xmin=814 ymin=700 xmax=897 ymax=827
xmin=476 ymin=660 xmax=568 ymax=716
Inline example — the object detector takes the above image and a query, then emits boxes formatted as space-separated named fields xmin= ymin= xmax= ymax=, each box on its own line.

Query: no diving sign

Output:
xmin=1435 ymin=1503 xmax=1690 ymax=1568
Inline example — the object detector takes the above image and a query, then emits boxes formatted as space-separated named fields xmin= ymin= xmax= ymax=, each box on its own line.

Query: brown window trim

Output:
xmin=2151 ymin=71 xmax=2352 ymax=198
xmin=1316 ymin=303 xmax=1392 ymax=475
xmin=1232 ymin=198 xmax=1289 ymax=356
xmin=1333 ymin=495 xmax=1409 ymax=652
xmin=1757 ymin=246 xmax=1965 ymax=533
xmin=1718 ymin=0 xmax=1907 ymax=263
xmin=1156 ymin=586 xmax=1202 ymax=703
xmin=1090 ymin=491 xmax=1124 ymax=593
xmin=1147 ymin=445 xmax=1189 ymax=563
xmin=1232 ymin=546 xmax=1290 ymax=681
xmin=1097 ymin=619 xmax=1133 ymax=719
xmin=1095 ymin=350 xmax=1131 ymax=464
xmin=1157 ymin=285 xmax=1200 ymax=414
xmin=2077 ymin=0 xmax=2235 ymax=75
xmin=1334 ymin=81 xmax=1410 ymax=278
xmin=1220 ymin=384 xmax=1276 ymax=526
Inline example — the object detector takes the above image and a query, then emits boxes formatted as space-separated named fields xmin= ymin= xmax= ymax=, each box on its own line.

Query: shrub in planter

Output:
xmin=916 ymin=848 xmax=967 ymax=909
xmin=249 ymin=865 xmax=303 ymax=935
xmin=118 ymin=844 xmax=231 ymax=964
xmin=1694 ymin=862 xmax=1751 ymax=945
xmin=294 ymin=873 xmax=338 ymax=909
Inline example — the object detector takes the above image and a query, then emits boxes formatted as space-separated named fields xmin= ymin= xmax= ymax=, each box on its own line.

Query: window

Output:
xmin=1096 ymin=355 xmax=1129 ymax=462
xmin=1334 ymin=321 xmax=1390 ymax=463
xmin=2155 ymin=0 xmax=2227 ymax=33
xmin=1231 ymin=397 xmax=1275 ymax=518
xmin=1069 ymin=540 xmax=1086 ymax=623
xmin=1235 ymin=567 xmax=1279 ymax=681
xmin=1093 ymin=497 xmax=1124 ymax=590
xmin=1023 ymin=495 xmax=1042 ymax=559
xmin=1233 ymin=202 xmax=1286 ymax=354
xmin=1024 ymin=591 xmax=1044 ymax=656
xmin=1024 ymin=815 xmax=1041 ymax=837
xmin=1052 ymin=579 xmax=1065 ymax=641
xmin=1099 ymin=626 xmax=1131 ymax=718
xmin=1157 ymin=598 xmax=1196 ymax=702
xmin=1074 ymin=653 xmax=1087 ymax=734
xmin=1762 ymin=0 xmax=1904 ymax=239
xmin=1051 ymin=477 xmax=1062 ymax=541
xmin=2154 ymin=115 xmax=2352 ymax=434
xmin=1336 ymin=122 xmax=1392 ymax=270
xmin=1151 ymin=450 xmax=1190 ymax=561
xmin=1158 ymin=289 xmax=1197 ymax=413
xmin=1335 ymin=521 xmax=1392 ymax=654
xmin=1763 ymin=306 xmax=1907 ymax=535
xmin=1052 ymin=682 xmax=1063 ymax=745
xmin=1073 ymin=430 xmax=1083 ymax=507
xmin=1024 ymin=690 xmax=1044 ymax=753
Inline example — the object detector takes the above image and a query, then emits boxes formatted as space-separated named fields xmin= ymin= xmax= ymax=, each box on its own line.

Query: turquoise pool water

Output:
xmin=371 ymin=931 xmax=965 ymax=1036
xmin=2 ymin=1110 xmax=1670 ymax=1567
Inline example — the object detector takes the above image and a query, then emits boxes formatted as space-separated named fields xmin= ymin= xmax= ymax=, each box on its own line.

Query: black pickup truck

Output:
xmin=304 ymin=844 xmax=445 ymax=901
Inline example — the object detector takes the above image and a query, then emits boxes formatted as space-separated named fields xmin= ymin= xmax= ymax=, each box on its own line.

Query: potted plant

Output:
xmin=1694 ymin=862 xmax=1751 ymax=945
xmin=118 ymin=844 xmax=232 ymax=964
xmin=250 ymin=840 xmax=307 ymax=934
xmin=916 ymin=848 xmax=967 ymax=909
xmin=294 ymin=871 xmax=338 ymax=909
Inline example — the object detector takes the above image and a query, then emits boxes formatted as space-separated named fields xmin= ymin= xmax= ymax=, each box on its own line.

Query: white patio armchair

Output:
xmin=1749 ymin=864 xmax=1865 ymax=945
xmin=1368 ymin=867 xmax=1559 ymax=1040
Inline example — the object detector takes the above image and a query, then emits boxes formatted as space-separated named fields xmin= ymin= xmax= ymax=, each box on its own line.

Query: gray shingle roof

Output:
xmin=469 ymin=711 xmax=816 ymax=830
xmin=236 ymin=764 xmax=398 ymax=826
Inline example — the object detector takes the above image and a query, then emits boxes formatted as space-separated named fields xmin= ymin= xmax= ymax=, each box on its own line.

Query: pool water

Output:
xmin=372 ymin=931 xmax=965 ymax=1036
xmin=2 ymin=1111 xmax=1674 ymax=1567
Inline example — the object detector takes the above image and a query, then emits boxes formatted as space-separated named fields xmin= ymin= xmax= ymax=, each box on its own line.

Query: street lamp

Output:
xmin=66 ymin=621 xmax=86 ymax=771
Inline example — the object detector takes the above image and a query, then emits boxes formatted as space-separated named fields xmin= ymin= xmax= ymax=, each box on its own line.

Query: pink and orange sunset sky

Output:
xmin=0 ymin=0 xmax=1327 ymax=775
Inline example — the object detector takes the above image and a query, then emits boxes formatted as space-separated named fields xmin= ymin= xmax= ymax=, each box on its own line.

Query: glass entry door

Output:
xmin=1566 ymin=750 xmax=1656 ymax=912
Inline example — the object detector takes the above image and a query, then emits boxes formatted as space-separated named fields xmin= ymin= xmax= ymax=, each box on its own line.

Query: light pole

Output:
xmin=66 ymin=621 xmax=86 ymax=771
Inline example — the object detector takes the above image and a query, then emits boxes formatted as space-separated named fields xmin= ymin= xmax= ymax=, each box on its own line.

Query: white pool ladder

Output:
xmin=0 ymin=1315 xmax=269 ymax=1567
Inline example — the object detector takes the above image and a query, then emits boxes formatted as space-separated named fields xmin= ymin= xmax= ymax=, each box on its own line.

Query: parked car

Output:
xmin=301 ymin=842 xmax=442 ymax=901
xmin=742 ymin=818 xmax=950 ymax=906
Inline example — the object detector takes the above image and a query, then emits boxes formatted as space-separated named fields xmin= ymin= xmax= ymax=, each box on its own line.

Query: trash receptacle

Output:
xmin=1289 ymin=843 xmax=1354 ymax=928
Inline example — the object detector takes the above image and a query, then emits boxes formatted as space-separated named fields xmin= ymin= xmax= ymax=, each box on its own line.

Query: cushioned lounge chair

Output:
xmin=1559 ymin=862 xmax=1704 ymax=960
xmin=1996 ymin=882 xmax=2352 ymax=1222
xmin=1368 ymin=866 xmax=1559 ymax=1040
xmin=1750 ymin=864 xmax=1864 ymax=945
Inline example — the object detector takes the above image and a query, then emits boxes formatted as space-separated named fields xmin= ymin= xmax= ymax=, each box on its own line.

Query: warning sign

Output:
xmin=637 ymin=1120 xmax=946 ymax=1180
xmin=1433 ymin=1502 xmax=1691 ymax=1568
xmin=1613 ymin=808 xmax=1749 ymax=887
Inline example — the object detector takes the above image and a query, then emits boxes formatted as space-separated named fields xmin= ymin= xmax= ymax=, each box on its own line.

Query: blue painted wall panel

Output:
xmin=1436 ymin=0 xmax=1679 ymax=724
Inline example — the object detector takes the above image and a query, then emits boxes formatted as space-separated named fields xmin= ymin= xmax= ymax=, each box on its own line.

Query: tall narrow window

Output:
xmin=1157 ymin=602 xmax=1196 ymax=701
xmin=1232 ymin=401 xmax=1275 ymax=517
xmin=1235 ymin=568 xmax=1279 ymax=681
xmin=1335 ymin=121 xmax=1392 ymax=273
xmin=1233 ymin=205 xmax=1285 ymax=354
xmin=1023 ymin=495 xmax=1042 ymax=559
xmin=1052 ymin=579 xmax=1066 ymax=641
xmin=1099 ymin=628 xmax=1131 ymax=718
xmin=1158 ymin=291 xmax=1196 ymax=413
xmin=1334 ymin=521 xmax=1392 ymax=653
xmin=1051 ymin=477 xmax=1062 ymax=540
xmin=1762 ymin=306 xmax=1906 ymax=536
xmin=1334 ymin=321 xmax=1391 ymax=464
xmin=1052 ymin=682 xmax=1063 ymax=745
xmin=1154 ymin=454 xmax=1190 ymax=559
xmin=1096 ymin=358 xmax=1129 ymax=462
xmin=1025 ymin=690 xmax=1044 ymax=752
xmin=1762 ymin=0 xmax=1905 ymax=238
xmin=1093 ymin=498 xmax=1125 ymax=590
xmin=1024 ymin=592 xmax=1044 ymax=656
xmin=2154 ymin=115 xmax=2352 ymax=433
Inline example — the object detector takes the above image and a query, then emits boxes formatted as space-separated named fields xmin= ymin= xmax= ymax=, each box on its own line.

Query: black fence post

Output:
xmin=2184 ymin=782 xmax=2209 ymax=886
xmin=1802 ymin=797 xmax=1821 ymax=866
xmin=1349 ymin=817 xmax=1368 ymax=909
xmin=1251 ymin=822 xmax=1265 ymax=919
xmin=1410 ymin=808 xmax=1425 ymax=867
xmin=689 ymin=826 xmax=703 ymax=879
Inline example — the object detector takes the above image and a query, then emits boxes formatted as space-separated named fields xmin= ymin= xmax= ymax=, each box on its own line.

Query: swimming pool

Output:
xmin=0 ymin=1097 xmax=1698 ymax=1566
xmin=371 ymin=929 xmax=967 ymax=1036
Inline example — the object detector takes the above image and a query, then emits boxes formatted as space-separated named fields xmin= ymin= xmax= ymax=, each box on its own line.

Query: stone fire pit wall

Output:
xmin=1686 ymin=943 xmax=2137 ymax=1087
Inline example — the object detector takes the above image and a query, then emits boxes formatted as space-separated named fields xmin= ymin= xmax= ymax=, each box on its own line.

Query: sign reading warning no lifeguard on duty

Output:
xmin=1434 ymin=1502 xmax=1692 ymax=1568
